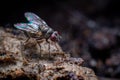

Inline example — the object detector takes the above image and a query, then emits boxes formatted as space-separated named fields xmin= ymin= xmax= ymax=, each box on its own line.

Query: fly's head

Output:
xmin=50 ymin=31 xmax=61 ymax=42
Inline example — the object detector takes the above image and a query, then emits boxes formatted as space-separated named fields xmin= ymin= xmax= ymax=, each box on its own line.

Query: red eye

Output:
xmin=50 ymin=36 xmax=56 ymax=41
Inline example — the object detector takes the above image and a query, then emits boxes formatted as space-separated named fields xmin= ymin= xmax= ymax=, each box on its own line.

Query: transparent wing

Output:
xmin=24 ymin=12 xmax=50 ymax=29
xmin=14 ymin=23 xmax=39 ymax=33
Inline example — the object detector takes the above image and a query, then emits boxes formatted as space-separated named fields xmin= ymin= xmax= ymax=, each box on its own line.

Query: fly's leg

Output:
xmin=54 ymin=42 xmax=59 ymax=51
xmin=46 ymin=39 xmax=50 ymax=58
xmin=48 ymin=41 xmax=50 ymax=58
xmin=25 ymin=38 xmax=30 ymax=42
xmin=24 ymin=31 xmax=31 ymax=42
xmin=36 ymin=40 xmax=41 ymax=58
xmin=36 ymin=38 xmax=45 ymax=58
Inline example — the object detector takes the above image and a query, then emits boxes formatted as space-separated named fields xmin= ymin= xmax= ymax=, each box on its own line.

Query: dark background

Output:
xmin=0 ymin=0 xmax=119 ymax=25
xmin=0 ymin=0 xmax=120 ymax=79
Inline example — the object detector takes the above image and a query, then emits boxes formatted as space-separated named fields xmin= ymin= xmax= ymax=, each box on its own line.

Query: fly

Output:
xmin=14 ymin=12 xmax=61 ymax=57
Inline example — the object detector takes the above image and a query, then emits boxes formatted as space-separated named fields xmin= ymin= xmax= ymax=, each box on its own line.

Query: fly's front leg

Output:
xmin=54 ymin=42 xmax=59 ymax=51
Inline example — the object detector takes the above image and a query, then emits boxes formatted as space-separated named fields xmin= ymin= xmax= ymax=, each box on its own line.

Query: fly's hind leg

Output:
xmin=24 ymin=31 xmax=31 ymax=42
xmin=36 ymin=40 xmax=41 ymax=58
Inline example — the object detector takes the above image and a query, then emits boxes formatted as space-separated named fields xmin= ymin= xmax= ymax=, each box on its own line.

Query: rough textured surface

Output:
xmin=0 ymin=28 xmax=98 ymax=80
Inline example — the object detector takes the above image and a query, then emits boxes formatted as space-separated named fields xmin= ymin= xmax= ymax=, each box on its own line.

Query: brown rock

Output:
xmin=0 ymin=28 xmax=98 ymax=80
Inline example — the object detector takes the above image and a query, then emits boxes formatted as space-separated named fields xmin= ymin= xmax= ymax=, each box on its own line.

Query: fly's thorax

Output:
xmin=42 ymin=28 xmax=54 ymax=39
xmin=38 ymin=25 xmax=48 ymax=31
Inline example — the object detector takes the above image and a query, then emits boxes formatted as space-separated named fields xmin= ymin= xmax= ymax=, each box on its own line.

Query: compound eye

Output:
xmin=50 ymin=36 xmax=56 ymax=41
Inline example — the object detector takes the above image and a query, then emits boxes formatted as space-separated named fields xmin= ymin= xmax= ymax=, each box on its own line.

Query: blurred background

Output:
xmin=0 ymin=0 xmax=120 ymax=80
